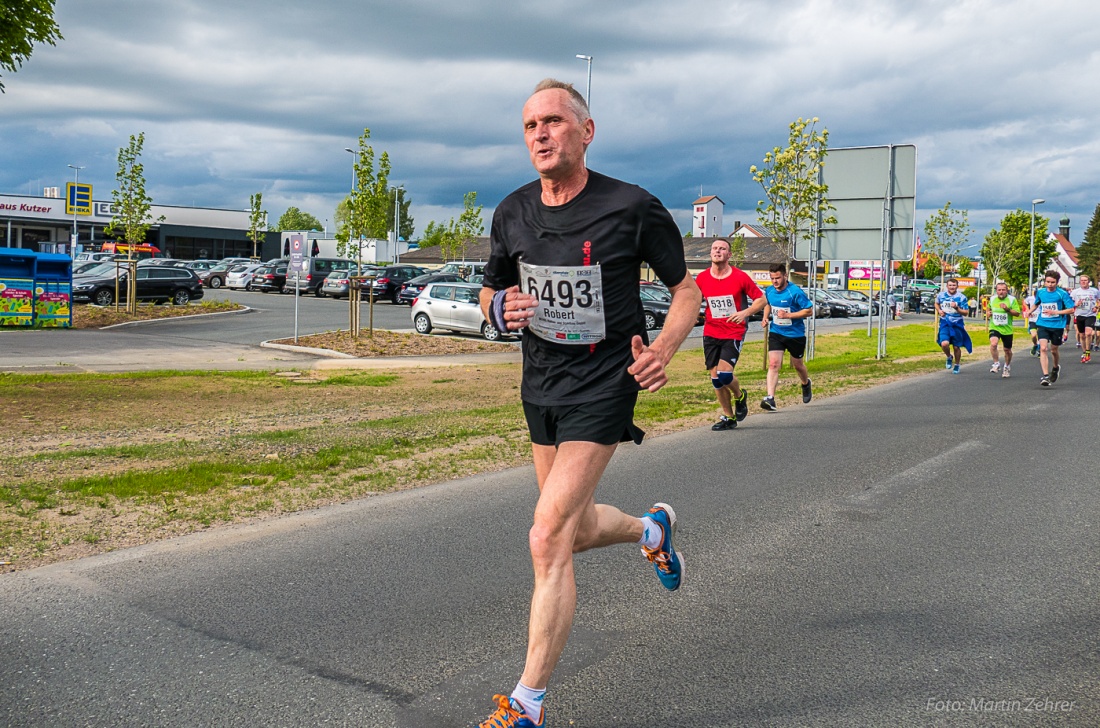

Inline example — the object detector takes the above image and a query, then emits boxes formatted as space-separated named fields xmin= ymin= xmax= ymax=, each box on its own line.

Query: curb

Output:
xmin=97 ymin=305 xmax=254 ymax=330
xmin=259 ymin=340 xmax=358 ymax=359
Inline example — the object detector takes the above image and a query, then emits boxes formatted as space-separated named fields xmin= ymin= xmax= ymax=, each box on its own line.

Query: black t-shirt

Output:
xmin=483 ymin=171 xmax=688 ymax=405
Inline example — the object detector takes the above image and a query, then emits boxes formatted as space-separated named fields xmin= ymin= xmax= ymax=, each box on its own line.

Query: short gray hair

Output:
xmin=532 ymin=78 xmax=590 ymax=123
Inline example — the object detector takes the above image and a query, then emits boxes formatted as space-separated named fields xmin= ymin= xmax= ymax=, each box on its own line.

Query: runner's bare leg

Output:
xmin=519 ymin=441 xmax=643 ymax=689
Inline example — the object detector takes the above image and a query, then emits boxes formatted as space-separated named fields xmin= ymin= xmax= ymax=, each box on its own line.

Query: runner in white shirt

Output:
xmin=1069 ymin=274 xmax=1098 ymax=362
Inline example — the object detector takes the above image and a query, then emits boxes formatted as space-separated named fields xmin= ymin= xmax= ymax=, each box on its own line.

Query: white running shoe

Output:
xmin=1002 ymin=365 xmax=1011 ymax=378
xmin=990 ymin=362 xmax=1000 ymax=373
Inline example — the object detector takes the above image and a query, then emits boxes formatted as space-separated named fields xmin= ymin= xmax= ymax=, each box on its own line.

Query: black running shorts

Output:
xmin=703 ymin=336 xmax=744 ymax=370
xmin=1075 ymin=315 xmax=1096 ymax=333
xmin=523 ymin=392 xmax=644 ymax=447
xmin=1035 ymin=326 xmax=1064 ymax=346
xmin=767 ymin=332 xmax=807 ymax=359
xmin=988 ymin=331 xmax=1014 ymax=350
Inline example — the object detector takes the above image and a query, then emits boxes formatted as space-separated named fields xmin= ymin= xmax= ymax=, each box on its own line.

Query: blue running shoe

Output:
xmin=945 ymin=356 xmax=953 ymax=370
xmin=952 ymin=364 xmax=960 ymax=374
xmin=642 ymin=503 xmax=683 ymax=591
xmin=479 ymin=695 xmax=543 ymax=728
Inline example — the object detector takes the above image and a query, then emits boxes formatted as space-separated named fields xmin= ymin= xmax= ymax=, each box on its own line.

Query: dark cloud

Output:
xmin=2 ymin=0 xmax=1098 ymax=241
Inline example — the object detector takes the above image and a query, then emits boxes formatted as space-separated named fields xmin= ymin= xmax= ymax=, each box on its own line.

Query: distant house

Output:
xmin=1047 ymin=215 xmax=1078 ymax=281
xmin=732 ymin=222 xmax=772 ymax=238
xmin=692 ymin=196 xmax=724 ymax=238
xmin=400 ymin=237 xmax=490 ymax=267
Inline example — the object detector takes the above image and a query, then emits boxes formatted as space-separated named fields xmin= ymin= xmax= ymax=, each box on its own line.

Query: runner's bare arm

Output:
xmin=727 ymin=294 xmax=766 ymax=324
xmin=761 ymin=302 xmax=771 ymax=328
xmin=629 ymin=273 xmax=701 ymax=392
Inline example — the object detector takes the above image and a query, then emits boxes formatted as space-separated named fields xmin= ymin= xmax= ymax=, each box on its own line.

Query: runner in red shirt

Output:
xmin=694 ymin=239 xmax=766 ymax=430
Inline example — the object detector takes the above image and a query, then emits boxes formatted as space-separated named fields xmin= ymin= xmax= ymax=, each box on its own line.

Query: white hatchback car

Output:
xmin=411 ymin=282 xmax=512 ymax=341
xmin=225 ymin=263 xmax=264 ymax=291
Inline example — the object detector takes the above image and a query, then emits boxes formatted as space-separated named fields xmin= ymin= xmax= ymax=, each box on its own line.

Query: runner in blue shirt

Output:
xmin=935 ymin=278 xmax=972 ymax=374
xmin=760 ymin=263 xmax=813 ymax=411
xmin=1033 ymin=269 xmax=1076 ymax=386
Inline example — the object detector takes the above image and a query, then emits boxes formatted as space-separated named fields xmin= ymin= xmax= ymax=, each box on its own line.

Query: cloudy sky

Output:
xmin=2 ymin=0 xmax=1098 ymax=253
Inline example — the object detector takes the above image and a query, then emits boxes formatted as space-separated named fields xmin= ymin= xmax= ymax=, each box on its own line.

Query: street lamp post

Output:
xmin=1028 ymin=198 xmax=1045 ymax=294
xmin=575 ymin=54 xmax=592 ymax=109
xmin=67 ymin=164 xmax=84 ymax=253
xmin=343 ymin=148 xmax=356 ymax=191
xmin=392 ymin=185 xmax=404 ymax=263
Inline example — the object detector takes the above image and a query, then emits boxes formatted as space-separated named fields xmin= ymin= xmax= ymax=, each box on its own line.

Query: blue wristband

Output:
xmin=490 ymin=289 xmax=509 ymax=332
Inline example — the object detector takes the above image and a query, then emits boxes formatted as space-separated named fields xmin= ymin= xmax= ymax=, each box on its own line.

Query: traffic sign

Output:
xmin=65 ymin=183 xmax=93 ymax=216
xmin=289 ymin=234 xmax=306 ymax=273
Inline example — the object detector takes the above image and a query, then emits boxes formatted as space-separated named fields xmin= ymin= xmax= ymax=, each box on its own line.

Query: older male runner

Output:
xmin=985 ymin=281 xmax=1021 ymax=378
xmin=478 ymin=79 xmax=701 ymax=728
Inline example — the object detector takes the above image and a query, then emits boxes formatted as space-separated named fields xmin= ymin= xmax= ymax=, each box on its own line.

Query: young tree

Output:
xmin=922 ymin=202 xmax=972 ymax=286
xmin=417 ymin=220 xmax=446 ymax=249
xmin=728 ymin=232 xmax=748 ymax=267
xmin=275 ymin=207 xmax=322 ymax=232
xmin=750 ymin=117 xmax=836 ymax=266
xmin=956 ymin=258 xmax=973 ymax=277
xmin=440 ymin=191 xmax=484 ymax=262
xmin=0 ymin=0 xmax=62 ymax=92
xmin=336 ymin=128 xmax=391 ymax=261
xmin=982 ymin=209 xmax=1053 ymax=292
xmin=980 ymin=227 xmax=1014 ymax=293
xmin=1076 ymin=203 xmax=1100 ymax=281
xmin=104 ymin=132 xmax=164 ymax=312
xmin=248 ymin=193 xmax=267 ymax=260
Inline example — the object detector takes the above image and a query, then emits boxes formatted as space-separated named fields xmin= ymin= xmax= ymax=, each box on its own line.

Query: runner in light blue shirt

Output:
xmin=935 ymin=278 xmax=971 ymax=374
xmin=1033 ymin=269 xmax=1076 ymax=386
xmin=760 ymin=263 xmax=813 ymax=411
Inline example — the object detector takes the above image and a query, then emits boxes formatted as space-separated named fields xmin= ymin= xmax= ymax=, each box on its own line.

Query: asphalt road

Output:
xmin=1 ymin=353 xmax=1096 ymax=727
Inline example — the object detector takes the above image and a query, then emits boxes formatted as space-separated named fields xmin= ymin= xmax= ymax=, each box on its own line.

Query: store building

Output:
xmin=0 ymin=191 xmax=280 ymax=260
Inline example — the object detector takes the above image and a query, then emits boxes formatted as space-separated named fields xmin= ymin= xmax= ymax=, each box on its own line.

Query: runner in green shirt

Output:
xmin=986 ymin=281 xmax=1021 ymax=378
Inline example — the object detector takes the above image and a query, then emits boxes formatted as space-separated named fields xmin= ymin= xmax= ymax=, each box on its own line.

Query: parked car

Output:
xmin=436 ymin=261 xmax=486 ymax=280
xmin=72 ymin=260 xmax=107 ymax=276
xmin=285 ymin=257 xmax=356 ymax=296
xmin=411 ymin=282 xmax=513 ymax=341
xmin=371 ymin=264 xmax=428 ymax=304
xmin=809 ymin=288 xmax=851 ymax=317
xmin=72 ymin=266 xmax=204 ymax=306
xmin=907 ymin=278 xmax=940 ymax=292
xmin=139 ymin=258 xmax=190 ymax=267
xmin=832 ymin=289 xmax=880 ymax=315
xmin=642 ymin=280 xmax=709 ymax=325
xmin=320 ymin=269 xmax=352 ymax=299
xmin=226 ymin=263 xmax=265 ymax=291
xmin=202 ymin=263 xmax=233 ymax=288
xmin=397 ymin=272 xmax=466 ymax=305
xmin=74 ymin=252 xmax=117 ymax=263
xmin=639 ymin=285 xmax=672 ymax=330
xmin=253 ymin=264 xmax=289 ymax=293
xmin=320 ymin=266 xmax=382 ymax=299
xmin=184 ymin=260 xmax=220 ymax=275
xmin=819 ymin=289 xmax=861 ymax=317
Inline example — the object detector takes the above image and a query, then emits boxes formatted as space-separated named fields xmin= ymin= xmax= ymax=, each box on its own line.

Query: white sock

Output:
xmin=638 ymin=515 xmax=663 ymax=550
xmin=510 ymin=681 xmax=545 ymax=720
